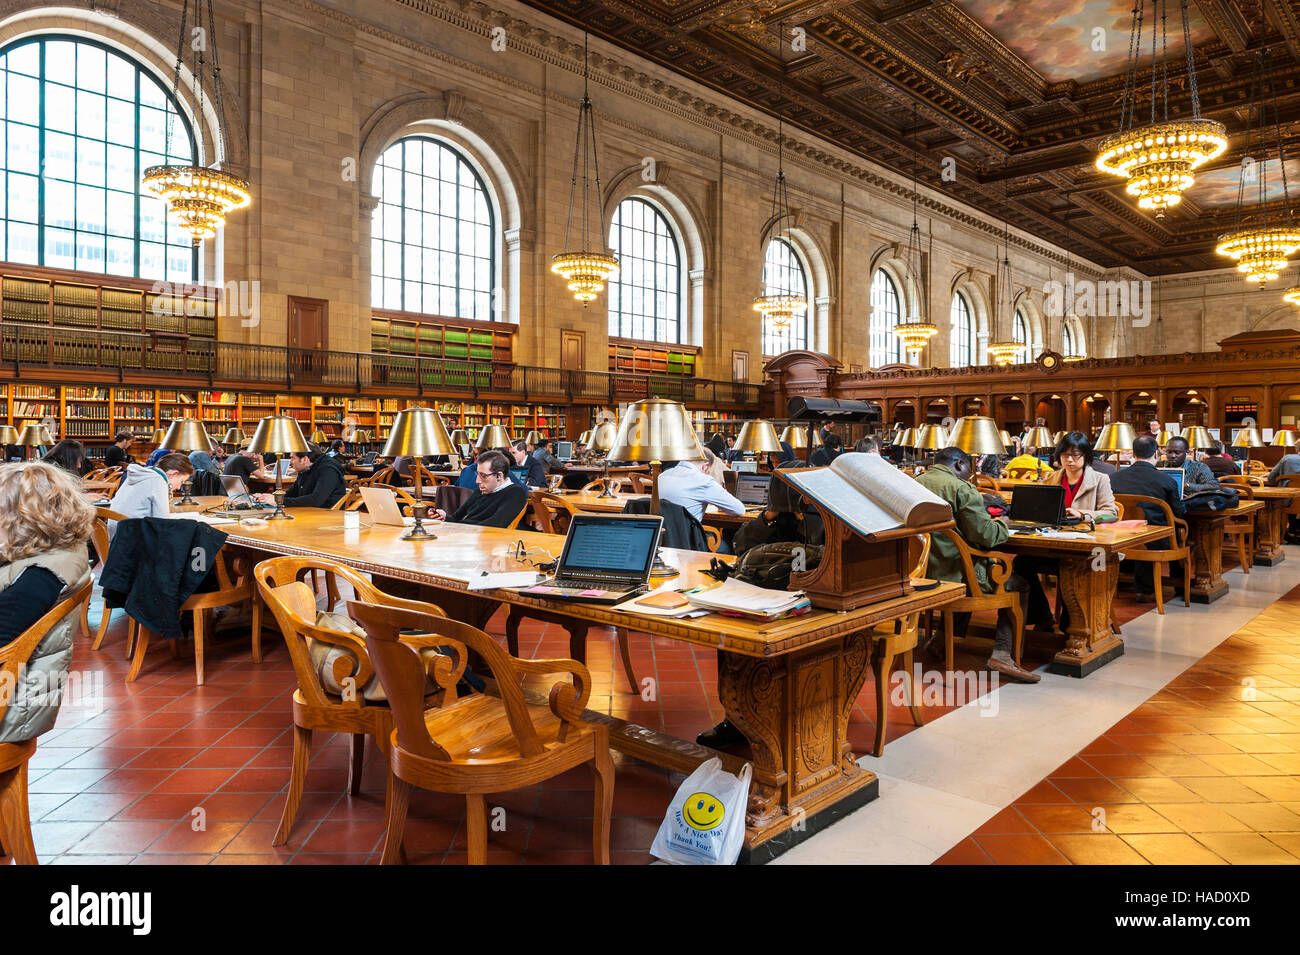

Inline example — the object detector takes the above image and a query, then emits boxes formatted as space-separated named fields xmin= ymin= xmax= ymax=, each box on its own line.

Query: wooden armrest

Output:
xmin=512 ymin=657 xmax=593 ymax=710
xmin=966 ymin=547 xmax=1013 ymax=589
xmin=299 ymin=622 xmax=376 ymax=691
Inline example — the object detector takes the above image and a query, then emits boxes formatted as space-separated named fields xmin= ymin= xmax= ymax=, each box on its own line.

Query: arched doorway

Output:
xmin=1170 ymin=389 xmax=1208 ymax=429
xmin=891 ymin=399 xmax=916 ymax=429
xmin=1120 ymin=390 xmax=1161 ymax=431
xmin=997 ymin=396 xmax=1028 ymax=433
xmin=1079 ymin=393 xmax=1109 ymax=434
xmin=958 ymin=396 xmax=987 ymax=419
xmin=924 ymin=397 xmax=951 ymax=425
xmin=1035 ymin=394 xmax=1068 ymax=432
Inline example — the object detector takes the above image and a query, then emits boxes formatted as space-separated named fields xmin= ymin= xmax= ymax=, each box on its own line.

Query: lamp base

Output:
xmin=266 ymin=487 xmax=294 ymax=521
xmin=402 ymin=505 xmax=438 ymax=541
xmin=648 ymin=549 xmax=679 ymax=578
xmin=178 ymin=480 xmax=196 ymax=506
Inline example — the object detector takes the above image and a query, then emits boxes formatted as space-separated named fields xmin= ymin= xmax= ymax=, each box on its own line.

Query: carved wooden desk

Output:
xmin=1184 ymin=501 xmax=1265 ymax=603
xmin=195 ymin=503 xmax=961 ymax=862
xmin=996 ymin=524 xmax=1173 ymax=678
xmin=1243 ymin=487 xmax=1298 ymax=566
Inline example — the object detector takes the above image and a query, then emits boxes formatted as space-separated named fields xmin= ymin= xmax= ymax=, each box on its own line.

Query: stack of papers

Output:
xmin=685 ymin=578 xmax=809 ymax=620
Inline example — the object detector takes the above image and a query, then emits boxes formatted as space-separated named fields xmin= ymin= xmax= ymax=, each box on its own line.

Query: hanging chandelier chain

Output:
xmin=1148 ymin=0 xmax=1159 ymax=126
xmin=1267 ymin=48 xmax=1293 ymax=224
xmin=1234 ymin=53 xmax=1262 ymax=230
xmin=164 ymin=0 xmax=189 ymax=162
xmin=1181 ymin=0 xmax=1204 ymax=118
xmin=1159 ymin=0 xmax=1170 ymax=123
xmin=206 ymin=0 xmax=230 ymax=168
xmin=1119 ymin=0 xmax=1143 ymax=132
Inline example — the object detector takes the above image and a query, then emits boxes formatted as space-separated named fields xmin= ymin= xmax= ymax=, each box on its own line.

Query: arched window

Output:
xmin=1063 ymin=322 xmax=1078 ymax=357
xmin=870 ymin=269 xmax=903 ymax=366
xmin=372 ymin=136 xmax=495 ymax=320
xmin=760 ymin=237 xmax=808 ymax=355
xmin=607 ymin=197 xmax=681 ymax=342
xmin=0 ymin=36 xmax=198 ymax=280
xmin=1013 ymin=308 xmax=1029 ymax=362
xmin=950 ymin=292 xmax=974 ymax=367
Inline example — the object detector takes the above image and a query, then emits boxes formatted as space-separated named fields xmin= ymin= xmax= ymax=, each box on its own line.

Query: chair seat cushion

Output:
xmin=310 ymin=610 xmax=388 ymax=701
xmin=424 ymin=694 xmax=591 ymax=763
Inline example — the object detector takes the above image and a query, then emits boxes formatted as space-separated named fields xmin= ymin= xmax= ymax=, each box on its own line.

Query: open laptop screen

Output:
xmin=559 ymin=515 xmax=662 ymax=579
xmin=1158 ymin=467 xmax=1186 ymax=498
xmin=1008 ymin=483 xmax=1065 ymax=524
xmin=555 ymin=441 xmax=573 ymax=461
xmin=735 ymin=472 xmax=770 ymax=506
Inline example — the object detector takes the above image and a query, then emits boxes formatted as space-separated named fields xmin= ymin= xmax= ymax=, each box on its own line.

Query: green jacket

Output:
xmin=916 ymin=463 xmax=1008 ymax=594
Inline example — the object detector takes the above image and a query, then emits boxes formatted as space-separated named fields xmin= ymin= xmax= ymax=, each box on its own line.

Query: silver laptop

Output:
xmin=735 ymin=472 xmax=770 ymax=507
xmin=525 ymin=514 xmax=663 ymax=604
xmin=220 ymin=475 xmax=271 ymax=509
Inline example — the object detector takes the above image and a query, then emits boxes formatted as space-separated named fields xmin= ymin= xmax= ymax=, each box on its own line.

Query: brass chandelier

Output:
xmin=142 ymin=0 xmax=250 ymax=243
xmin=1214 ymin=52 xmax=1300 ymax=285
xmin=551 ymin=32 xmax=619 ymax=303
xmin=892 ymin=102 xmax=936 ymax=362
xmin=1284 ymin=266 xmax=1300 ymax=306
xmin=1095 ymin=0 xmax=1226 ymax=216
xmin=752 ymin=92 xmax=807 ymax=333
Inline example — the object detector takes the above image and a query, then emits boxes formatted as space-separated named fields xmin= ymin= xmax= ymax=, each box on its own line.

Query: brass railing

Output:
xmin=0 ymin=323 xmax=760 ymax=407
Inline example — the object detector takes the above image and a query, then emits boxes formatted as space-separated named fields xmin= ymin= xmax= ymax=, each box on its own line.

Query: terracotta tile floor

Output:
xmin=1 ymin=557 xmax=1248 ymax=865
xmin=937 ymin=580 xmax=1300 ymax=866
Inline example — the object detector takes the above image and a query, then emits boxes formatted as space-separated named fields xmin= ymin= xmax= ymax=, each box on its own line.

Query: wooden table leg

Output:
xmin=1254 ymin=498 xmax=1287 ymax=567
xmin=1187 ymin=514 xmax=1230 ymax=603
xmin=1048 ymin=552 xmax=1123 ymax=678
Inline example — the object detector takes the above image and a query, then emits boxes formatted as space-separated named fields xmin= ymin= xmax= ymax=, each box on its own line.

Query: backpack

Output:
xmin=732 ymin=541 xmax=824 ymax=591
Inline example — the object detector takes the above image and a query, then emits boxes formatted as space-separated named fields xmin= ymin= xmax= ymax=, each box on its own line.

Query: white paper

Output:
xmin=467 ymin=571 xmax=543 ymax=591
xmin=782 ymin=452 xmax=949 ymax=538
xmin=686 ymin=578 xmax=805 ymax=617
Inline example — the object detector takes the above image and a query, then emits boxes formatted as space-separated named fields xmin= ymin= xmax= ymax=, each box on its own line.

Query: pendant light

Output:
xmin=1214 ymin=51 xmax=1300 ymax=285
xmin=892 ymin=101 xmax=937 ymax=362
xmin=987 ymin=166 xmax=1021 ymax=366
xmin=1095 ymin=0 xmax=1226 ymax=216
xmin=1061 ymin=217 xmax=1085 ymax=361
xmin=551 ymin=32 xmax=619 ymax=303
xmin=142 ymin=0 xmax=250 ymax=243
xmin=752 ymin=80 xmax=807 ymax=334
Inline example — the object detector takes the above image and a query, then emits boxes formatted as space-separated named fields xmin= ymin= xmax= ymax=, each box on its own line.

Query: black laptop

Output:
xmin=1006 ymin=484 xmax=1083 ymax=531
xmin=734 ymin=472 xmax=770 ymax=507
xmin=522 ymin=514 xmax=664 ymax=603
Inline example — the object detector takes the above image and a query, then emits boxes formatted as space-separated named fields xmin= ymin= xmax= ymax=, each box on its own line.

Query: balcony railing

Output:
xmin=0 ymin=322 xmax=760 ymax=408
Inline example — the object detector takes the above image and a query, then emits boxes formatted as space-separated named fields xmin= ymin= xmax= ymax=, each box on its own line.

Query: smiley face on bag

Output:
xmin=683 ymin=792 xmax=724 ymax=831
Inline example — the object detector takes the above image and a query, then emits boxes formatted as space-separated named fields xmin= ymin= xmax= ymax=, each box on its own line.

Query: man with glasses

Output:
xmin=434 ymin=450 xmax=527 ymax=527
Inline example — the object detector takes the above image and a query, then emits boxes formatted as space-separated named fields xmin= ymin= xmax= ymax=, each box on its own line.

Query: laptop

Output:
xmin=1158 ymin=467 xmax=1187 ymax=498
xmin=361 ymin=451 xmax=378 ymax=464
xmin=219 ymin=475 xmax=272 ymax=510
xmin=1005 ymin=484 xmax=1083 ymax=531
xmin=555 ymin=441 xmax=573 ymax=462
xmin=359 ymin=486 xmax=417 ymax=526
xmin=731 ymin=459 xmax=758 ymax=473
xmin=276 ymin=458 xmax=293 ymax=477
xmin=735 ymin=472 xmax=770 ymax=507
xmin=523 ymin=514 xmax=663 ymax=603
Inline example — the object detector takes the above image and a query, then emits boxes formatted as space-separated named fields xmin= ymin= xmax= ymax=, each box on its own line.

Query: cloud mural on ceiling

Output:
xmin=1187 ymin=159 xmax=1300 ymax=208
xmin=954 ymin=0 xmax=1214 ymax=83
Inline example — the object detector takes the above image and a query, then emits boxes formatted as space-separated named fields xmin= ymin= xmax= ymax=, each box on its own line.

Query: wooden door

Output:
xmin=561 ymin=329 xmax=585 ymax=396
xmin=731 ymin=349 xmax=749 ymax=382
xmin=288 ymin=296 xmax=328 ymax=382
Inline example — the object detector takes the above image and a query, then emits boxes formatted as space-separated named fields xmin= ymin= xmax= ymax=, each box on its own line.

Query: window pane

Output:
xmin=760 ymin=237 xmax=809 ymax=355
xmin=607 ymin=197 xmax=682 ymax=344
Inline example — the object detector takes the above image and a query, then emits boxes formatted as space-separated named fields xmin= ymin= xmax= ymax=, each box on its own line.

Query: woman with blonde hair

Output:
xmin=0 ymin=462 xmax=94 ymax=650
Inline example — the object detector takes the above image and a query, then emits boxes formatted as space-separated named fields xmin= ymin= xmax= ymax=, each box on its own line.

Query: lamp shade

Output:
xmin=0 ymin=425 xmax=18 ymax=445
xmin=733 ymin=420 xmax=784 ymax=454
xmin=1154 ymin=429 xmax=1173 ymax=446
xmin=1024 ymin=427 xmax=1054 ymax=449
xmin=1182 ymin=426 xmax=1215 ymax=451
xmin=998 ymin=429 xmax=1013 ymax=447
xmin=897 ymin=427 xmax=918 ymax=448
xmin=310 ymin=429 xmax=329 ymax=445
xmin=160 ymin=418 xmax=213 ymax=453
xmin=524 ymin=430 xmax=543 ymax=446
xmin=151 ymin=428 xmax=168 ymax=445
xmin=1232 ymin=426 xmax=1264 ymax=448
xmin=1272 ymin=429 xmax=1299 ymax=447
xmin=914 ymin=423 xmax=949 ymax=450
xmin=354 ymin=430 xmax=371 ymax=444
xmin=1094 ymin=422 xmax=1136 ymax=453
xmin=1051 ymin=431 xmax=1064 ymax=444
xmin=474 ymin=424 xmax=512 ymax=451
xmin=577 ymin=430 xmax=593 ymax=446
xmin=17 ymin=425 xmax=46 ymax=447
xmin=605 ymin=398 xmax=703 ymax=463
xmin=247 ymin=415 xmax=311 ymax=456
xmin=588 ymin=421 xmax=618 ymax=453
xmin=382 ymin=406 xmax=457 ymax=457
xmin=947 ymin=416 xmax=1006 ymax=456
xmin=779 ymin=425 xmax=809 ymax=449
xmin=222 ymin=427 xmax=246 ymax=446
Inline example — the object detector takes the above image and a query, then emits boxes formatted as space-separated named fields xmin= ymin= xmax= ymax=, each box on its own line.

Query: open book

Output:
xmin=781 ymin=452 xmax=951 ymax=538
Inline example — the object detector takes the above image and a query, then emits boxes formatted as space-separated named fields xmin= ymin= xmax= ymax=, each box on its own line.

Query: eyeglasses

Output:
xmin=1059 ymin=451 xmax=1085 ymax=461
xmin=508 ymin=540 xmax=555 ymax=567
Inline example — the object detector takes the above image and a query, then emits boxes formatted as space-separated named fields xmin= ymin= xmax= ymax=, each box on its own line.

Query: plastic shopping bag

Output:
xmin=650 ymin=757 xmax=752 ymax=865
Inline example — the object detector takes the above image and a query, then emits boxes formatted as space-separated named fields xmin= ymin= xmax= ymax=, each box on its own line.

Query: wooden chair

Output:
xmin=85 ymin=507 xmax=129 ymax=648
xmin=125 ymin=548 xmax=262 ymax=685
xmin=1222 ymin=474 xmax=1263 ymax=489
xmin=626 ymin=473 xmax=651 ymax=493
xmin=868 ymin=534 xmax=931 ymax=757
xmin=369 ymin=466 xmax=398 ymax=486
xmin=0 ymin=579 xmax=92 ymax=865
xmin=1244 ymin=459 xmax=1270 ymax=477
xmin=1220 ymin=482 xmax=1254 ymax=574
xmin=582 ymin=477 xmax=622 ymax=494
xmin=347 ymin=599 xmax=614 ymax=865
xmin=1004 ymin=465 xmax=1049 ymax=481
xmin=931 ymin=527 xmax=1023 ymax=675
xmin=973 ymin=474 xmax=1000 ymax=493
xmin=529 ymin=489 xmax=582 ymax=535
xmin=1113 ymin=493 xmax=1193 ymax=611
xmin=254 ymin=556 xmax=452 ymax=847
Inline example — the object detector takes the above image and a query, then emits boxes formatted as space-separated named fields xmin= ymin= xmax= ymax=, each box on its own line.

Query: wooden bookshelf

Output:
xmin=370 ymin=309 xmax=514 ymax=363
xmin=608 ymin=338 xmax=699 ymax=377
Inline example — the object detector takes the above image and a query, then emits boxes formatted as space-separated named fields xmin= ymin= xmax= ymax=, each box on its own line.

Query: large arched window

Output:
xmin=950 ymin=292 xmax=974 ymax=367
xmin=760 ymin=237 xmax=809 ymax=355
xmin=607 ymin=197 xmax=681 ymax=342
xmin=372 ymin=136 xmax=495 ymax=320
xmin=1063 ymin=322 xmax=1081 ymax=358
xmin=870 ymin=269 xmax=903 ymax=366
xmin=0 ymin=36 xmax=197 ymax=280
xmin=1013 ymin=308 xmax=1029 ymax=363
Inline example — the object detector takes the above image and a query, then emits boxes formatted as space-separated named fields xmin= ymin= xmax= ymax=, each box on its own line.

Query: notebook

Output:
xmin=358 ymin=486 xmax=417 ymax=526
xmin=517 ymin=514 xmax=663 ymax=604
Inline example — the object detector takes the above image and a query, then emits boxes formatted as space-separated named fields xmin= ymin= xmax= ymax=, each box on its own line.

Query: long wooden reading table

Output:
xmin=186 ymin=501 xmax=961 ymax=862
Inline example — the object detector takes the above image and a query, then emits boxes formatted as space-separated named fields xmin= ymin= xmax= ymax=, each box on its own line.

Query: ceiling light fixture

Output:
xmin=892 ymin=101 xmax=936 ymax=362
xmin=1095 ymin=0 xmax=1226 ymax=217
xmin=988 ymin=163 xmax=1021 ymax=366
xmin=753 ymin=59 xmax=808 ymax=336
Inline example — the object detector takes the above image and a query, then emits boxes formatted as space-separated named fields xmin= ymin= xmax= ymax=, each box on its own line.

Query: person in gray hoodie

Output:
xmin=108 ymin=454 xmax=194 ymax=536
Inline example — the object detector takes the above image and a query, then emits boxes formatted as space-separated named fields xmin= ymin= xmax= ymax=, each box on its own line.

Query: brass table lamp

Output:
xmin=1272 ymin=429 xmax=1299 ymax=449
xmin=474 ymin=423 xmax=511 ymax=451
xmin=588 ymin=419 xmax=620 ymax=497
xmin=1023 ymin=425 xmax=1054 ymax=478
xmin=733 ymin=420 xmax=784 ymax=456
xmin=449 ymin=429 xmax=469 ymax=450
xmin=1182 ymin=425 xmax=1215 ymax=451
xmin=247 ymin=415 xmax=310 ymax=520
xmin=222 ymin=427 xmax=246 ymax=448
xmin=524 ymin=430 xmax=543 ymax=447
xmin=151 ymin=427 xmax=168 ymax=446
xmin=1154 ymin=429 xmax=1173 ymax=447
xmin=1094 ymin=422 xmax=1136 ymax=465
xmin=381 ymin=406 xmax=457 ymax=541
xmin=895 ymin=426 xmax=918 ymax=464
xmin=17 ymin=425 xmax=46 ymax=461
xmin=997 ymin=429 xmax=1013 ymax=449
xmin=605 ymin=398 xmax=703 ymax=577
xmin=159 ymin=418 xmax=213 ymax=505
xmin=779 ymin=424 xmax=808 ymax=450
xmin=1232 ymin=426 xmax=1264 ymax=468
xmin=947 ymin=416 xmax=1008 ymax=457
xmin=0 ymin=424 xmax=18 ymax=456
xmin=310 ymin=429 xmax=329 ymax=446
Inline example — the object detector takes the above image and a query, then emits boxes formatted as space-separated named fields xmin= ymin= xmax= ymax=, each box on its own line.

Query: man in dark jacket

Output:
xmin=254 ymin=449 xmax=346 ymax=509
xmin=1110 ymin=434 xmax=1186 ymax=602
xmin=435 ymin=450 xmax=527 ymax=528
xmin=1201 ymin=442 xmax=1240 ymax=478
xmin=810 ymin=433 xmax=843 ymax=467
